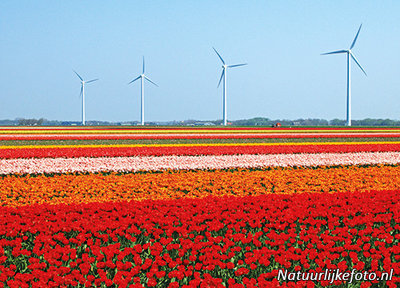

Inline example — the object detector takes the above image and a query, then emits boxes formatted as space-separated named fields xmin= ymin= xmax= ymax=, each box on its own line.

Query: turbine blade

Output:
xmin=73 ymin=70 xmax=83 ymax=81
xmin=79 ymin=85 xmax=83 ymax=98
xmin=85 ymin=78 xmax=99 ymax=84
xmin=213 ymin=47 xmax=225 ymax=64
xmin=144 ymin=76 xmax=158 ymax=87
xmin=350 ymin=24 xmax=362 ymax=50
xmin=228 ymin=63 xmax=247 ymax=68
xmin=128 ymin=76 xmax=141 ymax=84
xmin=143 ymin=56 xmax=145 ymax=74
xmin=217 ymin=70 xmax=224 ymax=88
xmin=321 ymin=50 xmax=348 ymax=55
xmin=350 ymin=53 xmax=367 ymax=76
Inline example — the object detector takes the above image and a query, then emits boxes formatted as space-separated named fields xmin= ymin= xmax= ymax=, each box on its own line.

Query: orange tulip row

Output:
xmin=1 ymin=164 xmax=399 ymax=208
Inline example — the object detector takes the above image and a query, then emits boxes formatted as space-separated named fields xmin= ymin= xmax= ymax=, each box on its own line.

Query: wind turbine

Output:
xmin=128 ymin=57 xmax=158 ymax=126
xmin=321 ymin=24 xmax=367 ymax=126
xmin=74 ymin=71 xmax=98 ymax=126
xmin=213 ymin=47 xmax=247 ymax=126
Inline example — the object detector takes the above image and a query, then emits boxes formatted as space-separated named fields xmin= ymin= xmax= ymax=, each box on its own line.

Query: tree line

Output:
xmin=1 ymin=117 xmax=400 ymax=126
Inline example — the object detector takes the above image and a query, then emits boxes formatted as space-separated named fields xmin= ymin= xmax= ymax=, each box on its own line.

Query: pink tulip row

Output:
xmin=1 ymin=151 xmax=399 ymax=175
xmin=2 ymin=132 xmax=400 ymax=140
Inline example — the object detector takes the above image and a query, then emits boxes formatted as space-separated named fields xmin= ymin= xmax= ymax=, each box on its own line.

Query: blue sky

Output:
xmin=0 ymin=1 xmax=399 ymax=122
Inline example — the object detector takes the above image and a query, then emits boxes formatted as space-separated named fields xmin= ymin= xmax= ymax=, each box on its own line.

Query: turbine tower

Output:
xmin=321 ymin=24 xmax=367 ymax=126
xmin=74 ymin=71 xmax=98 ymax=126
xmin=213 ymin=47 xmax=247 ymax=126
xmin=128 ymin=57 xmax=158 ymax=126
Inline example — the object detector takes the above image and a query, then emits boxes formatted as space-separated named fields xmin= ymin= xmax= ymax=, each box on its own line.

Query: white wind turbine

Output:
xmin=74 ymin=71 xmax=98 ymax=126
xmin=128 ymin=57 xmax=158 ymax=126
xmin=213 ymin=47 xmax=247 ymax=126
xmin=322 ymin=24 xmax=367 ymax=126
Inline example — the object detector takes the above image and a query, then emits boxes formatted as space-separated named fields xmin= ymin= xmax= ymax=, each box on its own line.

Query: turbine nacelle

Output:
xmin=128 ymin=58 xmax=158 ymax=86
xmin=321 ymin=24 xmax=366 ymax=76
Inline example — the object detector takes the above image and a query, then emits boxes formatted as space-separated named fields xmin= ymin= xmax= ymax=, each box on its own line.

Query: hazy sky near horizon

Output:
xmin=1 ymin=1 xmax=399 ymax=122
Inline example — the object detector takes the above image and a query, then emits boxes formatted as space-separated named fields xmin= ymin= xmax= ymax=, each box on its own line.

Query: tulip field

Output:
xmin=1 ymin=127 xmax=400 ymax=288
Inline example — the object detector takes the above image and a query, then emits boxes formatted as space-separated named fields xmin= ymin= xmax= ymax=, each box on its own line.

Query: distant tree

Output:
xmin=329 ymin=119 xmax=346 ymax=126
xmin=17 ymin=118 xmax=45 ymax=126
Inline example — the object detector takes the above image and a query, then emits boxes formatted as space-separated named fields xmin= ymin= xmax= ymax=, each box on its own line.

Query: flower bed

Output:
xmin=0 ymin=190 xmax=399 ymax=287
xmin=2 ymin=127 xmax=400 ymax=287
xmin=2 ymin=165 xmax=400 ymax=207
xmin=2 ymin=142 xmax=400 ymax=159
xmin=2 ymin=133 xmax=400 ymax=141
xmin=1 ymin=152 xmax=400 ymax=175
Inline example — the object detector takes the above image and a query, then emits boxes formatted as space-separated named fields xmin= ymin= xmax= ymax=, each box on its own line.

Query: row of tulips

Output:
xmin=2 ymin=142 xmax=400 ymax=159
xmin=3 ymin=127 xmax=400 ymax=132
xmin=2 ymin=133 xmax=400 ymax=141
xmin=1 ymin=152 xmax=400 ymax=175
xmin=0 ymin=190 xmax=399 ymax=287
xmin=2 ymin=164 xmax=400 ymax=207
